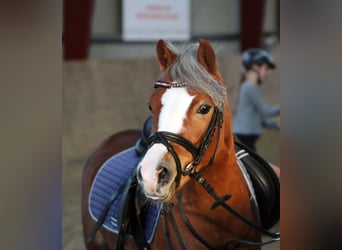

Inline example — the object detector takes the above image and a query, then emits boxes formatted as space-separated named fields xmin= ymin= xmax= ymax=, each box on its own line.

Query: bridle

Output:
xmin=148 ymin=80 xmax=223 ymax=188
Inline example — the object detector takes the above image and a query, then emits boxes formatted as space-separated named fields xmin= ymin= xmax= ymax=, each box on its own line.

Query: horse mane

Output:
xmin=159 ymin=42 xmax=227 ymax=111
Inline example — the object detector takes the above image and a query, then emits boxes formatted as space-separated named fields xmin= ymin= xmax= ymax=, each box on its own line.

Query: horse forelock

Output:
xmin=158 ymin=42 xmax=227 ymax=111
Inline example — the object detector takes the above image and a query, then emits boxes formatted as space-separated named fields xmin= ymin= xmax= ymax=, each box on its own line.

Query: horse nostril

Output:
xmin=158 ymin=166 xmax=169 ymax=184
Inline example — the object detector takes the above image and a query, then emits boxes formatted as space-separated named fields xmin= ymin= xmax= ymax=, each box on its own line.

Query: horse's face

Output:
xmin=137 ymin=39 xmax=224 ymax=202
xmin=138 ymin=87 xmax=216 ymax=201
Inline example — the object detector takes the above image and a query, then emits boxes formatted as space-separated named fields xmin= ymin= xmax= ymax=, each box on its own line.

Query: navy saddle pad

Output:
xmin=88 ymin=147 xmax=162 ymax=243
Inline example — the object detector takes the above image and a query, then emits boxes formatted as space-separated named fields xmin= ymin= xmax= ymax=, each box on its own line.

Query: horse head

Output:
xmin=137 ymin=39 xmax=233 ymax=202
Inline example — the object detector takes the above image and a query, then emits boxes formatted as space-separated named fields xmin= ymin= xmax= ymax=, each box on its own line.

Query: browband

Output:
xmin=154 ymin=81 xmax=187 ymax=88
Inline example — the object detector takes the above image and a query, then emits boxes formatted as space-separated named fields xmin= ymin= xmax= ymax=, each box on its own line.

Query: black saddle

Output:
xmin=234 ymin=138 xmax=280 ymax=229
xmin=135 ymin=116 xmax=280 ymax=229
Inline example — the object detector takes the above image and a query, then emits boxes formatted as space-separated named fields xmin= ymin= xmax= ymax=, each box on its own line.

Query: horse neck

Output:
xmin=176 ymin=103 xmax=258 ymax=247
xmin=182 ymin=103 xmax=252 ymax=218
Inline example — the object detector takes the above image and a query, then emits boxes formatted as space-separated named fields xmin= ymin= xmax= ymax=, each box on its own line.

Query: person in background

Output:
xmin=233 ymin=48 xmax=280 ymax=152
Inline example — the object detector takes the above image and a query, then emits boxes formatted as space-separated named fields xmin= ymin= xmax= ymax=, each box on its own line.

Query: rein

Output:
xmin=159 ymin=151 xmax=280 ymax=249
xmin=149 ymin=80 xmax=280 ymax=249
xmin=187 ymin=169 xmax=280 ymax=241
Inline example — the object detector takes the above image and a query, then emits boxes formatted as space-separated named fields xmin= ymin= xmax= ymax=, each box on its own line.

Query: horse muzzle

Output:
xmin=137 ymin=165 xmax=176 ymax=202
xmin=136 ymin=145 xmax=177 ymax=201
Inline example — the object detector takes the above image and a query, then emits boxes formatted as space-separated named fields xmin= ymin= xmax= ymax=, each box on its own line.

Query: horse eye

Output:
xmin=197 ymin=104 xmax=211 ymax=114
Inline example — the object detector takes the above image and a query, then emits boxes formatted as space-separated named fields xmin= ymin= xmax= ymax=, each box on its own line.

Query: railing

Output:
xmin=90 ymin=32 xmax=278 ymax=44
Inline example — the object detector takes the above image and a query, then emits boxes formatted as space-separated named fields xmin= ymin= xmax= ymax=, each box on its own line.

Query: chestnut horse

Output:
xmin=82 ymin=39 xmax=279 ymax=249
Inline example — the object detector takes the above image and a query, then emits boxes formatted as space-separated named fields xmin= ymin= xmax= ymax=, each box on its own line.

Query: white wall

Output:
xmin=89 ymin=0 xmax=278 ymax=59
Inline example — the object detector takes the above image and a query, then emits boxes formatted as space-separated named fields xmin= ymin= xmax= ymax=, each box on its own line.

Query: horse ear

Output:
xmin=197 ymin=39 xmax=221 ymax=80
xmin=156 ymin=39 xmax=177 ymax=71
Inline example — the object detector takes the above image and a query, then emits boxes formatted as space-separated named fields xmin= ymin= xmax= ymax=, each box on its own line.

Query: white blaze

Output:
xmin=158 ymin=88 xmax=195 ymax=132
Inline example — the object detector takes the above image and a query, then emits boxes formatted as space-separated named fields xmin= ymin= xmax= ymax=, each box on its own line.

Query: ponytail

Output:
xmin=233 ymin=71 xmax=246 ymax=114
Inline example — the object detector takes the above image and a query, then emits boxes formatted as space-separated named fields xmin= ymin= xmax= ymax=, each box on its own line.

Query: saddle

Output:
xmin=234 ymin=138 xmax=280 ymax=229
xmin=136 ymin=116 xmax=280 ymax=229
